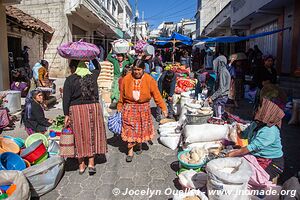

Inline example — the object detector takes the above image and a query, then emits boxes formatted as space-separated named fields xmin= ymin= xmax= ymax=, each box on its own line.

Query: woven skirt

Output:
xmin=121 ymin=102 xmax=155 ymax=143
xmin=70 ymin=103 xmax=107 ymax=158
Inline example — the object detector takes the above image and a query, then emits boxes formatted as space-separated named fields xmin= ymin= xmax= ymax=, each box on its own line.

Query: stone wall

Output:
xmin=16 ymin=0 xmax=70 ymax=77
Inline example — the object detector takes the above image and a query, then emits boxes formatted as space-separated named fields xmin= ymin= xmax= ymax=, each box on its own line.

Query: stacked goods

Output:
xmin=165 ymin=63 xmax=190 ymax=75
xmin=175 ymin=77 xmax=196 ymax=94
xmin=98 ymin=61 xmax=114 ymax=103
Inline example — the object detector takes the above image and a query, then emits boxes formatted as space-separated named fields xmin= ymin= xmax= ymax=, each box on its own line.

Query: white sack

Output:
xmin=178 ymin=169 xmax=208 ymax=189
xmin=173 ymin=189 xmax=208 ymax=200
xmin=0 ymin=170 xmax=30 ymax=200
xmin=206 ymin=157 xmax=252 ymax=200
xmin=184 ymin=124 xmax=230 ymax=143
xmin=159 ymin=134 xmax=181 ymax=150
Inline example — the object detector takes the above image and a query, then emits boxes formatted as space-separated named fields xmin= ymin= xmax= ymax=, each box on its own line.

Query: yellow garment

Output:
xmin=75 ymin=61 xmax=92 ymax=78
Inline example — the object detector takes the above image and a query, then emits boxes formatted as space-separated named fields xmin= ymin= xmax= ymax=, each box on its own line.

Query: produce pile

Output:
xmin=175 ymin=77 xmax=196 ymax=94
xmin=179 ymin=147 xmax=207 ymax=165
xmin=165 ymin=63 xmax=190 ymax=75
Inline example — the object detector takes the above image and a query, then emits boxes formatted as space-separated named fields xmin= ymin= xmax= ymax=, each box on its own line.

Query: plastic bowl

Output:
xmin=20 ymin=140 xmax=47 ymax=163
xmin=177 ymin=150 xmax=206 ymax=169
xmin=0 ymin=137 xmax=20 ymax=154
xmin=3 ymin=136 xmax=25 ymax=149
xmin=25 ymin=133 xmax=48 ymax=148
xmin=33 ymin=152 xmax=48 ymax=165
xmin=23 ymin=159 xmax=31 ymax=168
xmin=0 ymin=152 xmax=26 ymax=171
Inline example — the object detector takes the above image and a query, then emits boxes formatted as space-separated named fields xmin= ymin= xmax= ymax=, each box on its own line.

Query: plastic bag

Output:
xmin=0 ymin=171 xmax=30 ymax=200
xmin=178 ymin=169 xmax=208 ymax=189
xmin=184 ymin=124 xmax=230 ymax=143
xmin=206 ymin=157 xmax=252 ymax=200
xmin=108 ymin=112 xmax=122 ymax=135
xmin=22 ymin=156 xmax=64 ymax=197
xmin=159 ymin=133 xmax=181 ymax=150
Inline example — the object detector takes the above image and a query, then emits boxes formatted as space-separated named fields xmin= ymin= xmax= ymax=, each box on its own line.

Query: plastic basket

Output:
xmin=185 ymin=113 xmax=213 ymax=125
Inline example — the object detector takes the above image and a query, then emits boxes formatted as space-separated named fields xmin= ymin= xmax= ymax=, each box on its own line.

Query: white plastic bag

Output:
xmin=178 ymin=169 xmax=208 ymax=189
xmin=206 ymin=157 xmax=252 ymax=200
xmin=22 ymin=156 xmax=65 ymax=197
xmin=0 ymin=171 xmax=30 ymax=200
xmin=112 ymin=39 xmax=130 ymax=54
xmin=159 ymin=133 xmax=181 ymax=150
xmin=159 ymin=121 xmax=178 ymax=128
xmin=184 ymin=124 xmax=230 ymax=143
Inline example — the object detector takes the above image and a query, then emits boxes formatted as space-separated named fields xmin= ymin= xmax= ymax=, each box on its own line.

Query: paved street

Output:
xmin=2 ymin=83 xmax=300 ymax=199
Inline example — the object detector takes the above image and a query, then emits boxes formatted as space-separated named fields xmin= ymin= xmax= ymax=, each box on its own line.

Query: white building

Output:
xmin=195 ymin=0 xmax=231 ymax=38
xmin=176 ymin=19 xmax=197 ymax=39
xmin=131 ymin=21 xmax=149 ymax=40
xmin=16 ymin=0 xmax=133 ymax=77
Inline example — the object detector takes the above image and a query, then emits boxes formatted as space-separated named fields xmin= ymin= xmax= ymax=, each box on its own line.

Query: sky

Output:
xmin=128 ymin=0 xmax=197 ymax=30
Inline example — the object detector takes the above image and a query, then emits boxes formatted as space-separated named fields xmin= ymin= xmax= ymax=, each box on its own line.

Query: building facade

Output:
xmin=131 ymin=21 xmax=149 ymax=40
xmin=0 ymin=0 xmax=21 ymax=90
xmin=16 ymin=0 xmax=132 ymax=77
xmin=176 ymin=19 xmax=196 ymax=39
xmin=195 ymin=0 xmax=230 ymax=38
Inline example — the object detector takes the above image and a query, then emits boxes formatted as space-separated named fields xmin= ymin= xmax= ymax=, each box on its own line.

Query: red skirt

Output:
xmin=121 ymin=102 xmax=155 ymax=143
xmin=70 ymin=103 xmax=107 ymax=158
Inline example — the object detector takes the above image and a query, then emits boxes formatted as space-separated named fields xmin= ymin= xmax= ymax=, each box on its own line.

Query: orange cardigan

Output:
xmin=117 ymin=73 xmax=167 ymax=112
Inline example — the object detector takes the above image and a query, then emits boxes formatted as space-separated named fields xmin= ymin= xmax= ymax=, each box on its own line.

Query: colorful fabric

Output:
xmin=254 ymin=98 xmax=285 ymax=128
xmin=108 ymin=112 xmax=122 ymax=135
xmin=243 ymin=154 xmax=274 ymax=189
xmin=57 ymin=39 xmax=100 ymax=60
xmin=121 ymin=102 xmax=155 ymax=143
xmin=74 ymin=61 xmax=92 ymax=78
xmin=111 ymin=77 xmax=120 ymax=102
xmin=69 ymin=103 xmax=107 ymax=158
xmin=0 ymin=109 xmax=10 ymax=129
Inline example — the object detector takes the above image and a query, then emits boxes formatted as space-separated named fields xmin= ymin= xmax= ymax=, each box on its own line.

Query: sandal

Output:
xmin=126 ymin=155 xmax=133 ymax=162
xmin=88 ymin=166 xmax=96 ymax=176
xmin=79 ymin=166 xmax=87 ymax=175
xmin=136 ymin=144 xmax=143 ymax=155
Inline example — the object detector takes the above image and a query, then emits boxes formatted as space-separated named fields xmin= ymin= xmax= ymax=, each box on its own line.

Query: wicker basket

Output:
xmin=185 ymin=113 xmax=213 ymax=125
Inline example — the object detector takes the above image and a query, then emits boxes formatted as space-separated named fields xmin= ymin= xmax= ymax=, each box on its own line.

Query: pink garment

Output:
xmin=243 ymin=154 xmax=275 ymax=190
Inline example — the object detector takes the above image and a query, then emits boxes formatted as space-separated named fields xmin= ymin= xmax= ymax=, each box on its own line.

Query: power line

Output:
xmin=145 ymin=3 xmax=196 ymax=20
xmin=145 ymin=0 xmax=192 ymax=19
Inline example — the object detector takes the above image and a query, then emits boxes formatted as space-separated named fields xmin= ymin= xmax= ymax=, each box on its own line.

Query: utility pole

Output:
xmin=133 ymin=0 xmax=138 ymax=45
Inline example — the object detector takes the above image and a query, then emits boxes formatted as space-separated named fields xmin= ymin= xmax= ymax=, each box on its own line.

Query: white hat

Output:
xmin=143 ymin=45 xmax=155 ymax=57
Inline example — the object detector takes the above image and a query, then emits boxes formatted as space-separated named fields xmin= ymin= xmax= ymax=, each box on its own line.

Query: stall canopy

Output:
xmin=153 ymin=32 xmax=193 ymax=47
xmin=194 ymin=27 xmax=290 ymax=44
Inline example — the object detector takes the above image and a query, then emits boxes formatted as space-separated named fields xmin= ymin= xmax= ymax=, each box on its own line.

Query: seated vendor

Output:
xmin=23 ymin=90 xmax=53 ymax=134
xmin=227 ymin=97 xmax=285 ymax=180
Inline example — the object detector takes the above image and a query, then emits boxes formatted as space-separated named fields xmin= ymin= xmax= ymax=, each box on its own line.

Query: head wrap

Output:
xmin=24 ymin=89 xmax=42 ymax=119
xmin=254 ymin=98 xmax=285 ymax=128
xmin=74 ymin=61 xmax=92 ymax=78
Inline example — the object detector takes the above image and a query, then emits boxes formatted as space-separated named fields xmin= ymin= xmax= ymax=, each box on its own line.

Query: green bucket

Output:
xmin=25 ymin=133 xmax=49 ymax=148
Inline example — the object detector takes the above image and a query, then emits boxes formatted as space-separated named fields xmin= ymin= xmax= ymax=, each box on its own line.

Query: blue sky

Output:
xmin=128 ymin=0 xmax=197 ymax=30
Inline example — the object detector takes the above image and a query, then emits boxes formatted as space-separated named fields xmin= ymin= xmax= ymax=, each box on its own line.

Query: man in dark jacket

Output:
xmin=156 ymin=70 xmax=177 ymax=121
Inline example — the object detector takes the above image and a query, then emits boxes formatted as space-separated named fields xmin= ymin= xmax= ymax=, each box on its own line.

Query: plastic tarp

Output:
xmin=195 ymin=27 xmax=290 ymax=44
xmin=153 ymin=32 xmax=193 ymax=47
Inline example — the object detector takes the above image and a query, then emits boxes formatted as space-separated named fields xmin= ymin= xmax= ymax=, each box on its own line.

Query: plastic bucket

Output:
xmin=33 ymin=152 xmax=48 ymax=165
xmin=25 ymin=133 xmax=48 ymax=148
xmin=177 ymin=150 xmax=206 ymax=169
xmin=0 ymin=137 xmax=20 ymax=154
xmin=3 ymin=136 xmax=25 ymax=149
xmin=23 ymin=159 xmax=31 ymax=168
xmin=0 ymin=152 xmax=26 ymax=171
xmin=21 ymin=140 xmax=47 ymax=163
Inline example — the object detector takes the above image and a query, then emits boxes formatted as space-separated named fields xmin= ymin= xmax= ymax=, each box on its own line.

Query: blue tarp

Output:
xmin=153 ymin=32 xmax=193 ymax=47
xmin=195 ymin=28 xmax=290 ymax=43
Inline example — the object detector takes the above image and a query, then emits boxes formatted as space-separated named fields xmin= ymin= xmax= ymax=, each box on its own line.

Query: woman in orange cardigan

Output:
xmin=117 ymin=59 xmax=168 ymax=162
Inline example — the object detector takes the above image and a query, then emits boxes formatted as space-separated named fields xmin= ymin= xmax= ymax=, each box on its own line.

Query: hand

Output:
xmin=207 ymin=97 xmax=213 ymax=104
xmin=64 ymin=115 xmax=70 ymax=127
xmin=48 ymin=119 xmax=54 ymax=124
xmin=162 ymin=111 xmax=168 ymax=118
xmin=167 ymin=96 xmax=173 ymax=102
xmin=236 ymin=123 xmax=242 ymax=135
